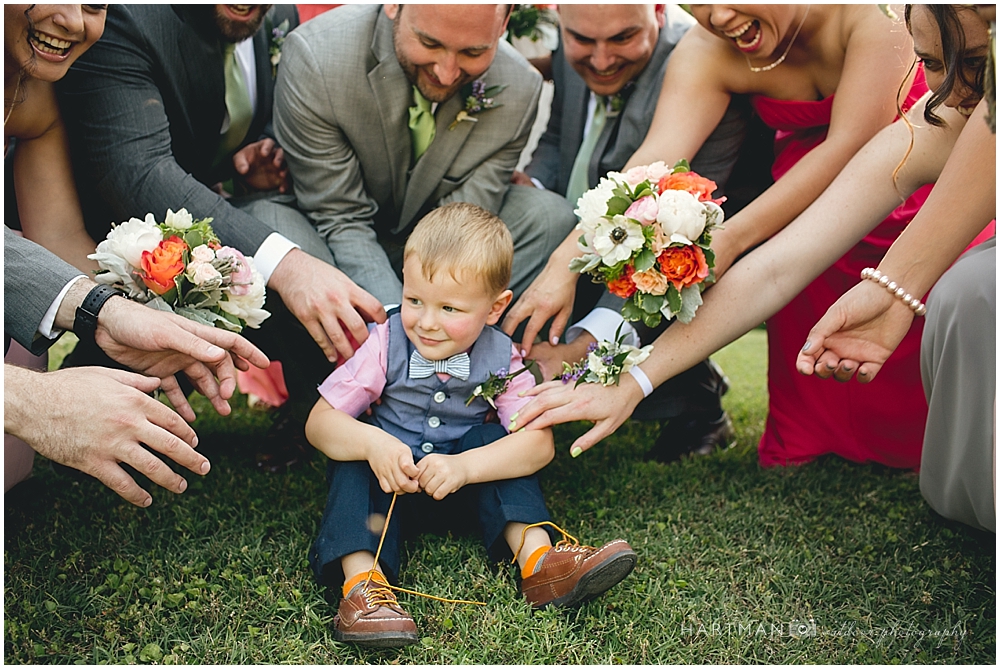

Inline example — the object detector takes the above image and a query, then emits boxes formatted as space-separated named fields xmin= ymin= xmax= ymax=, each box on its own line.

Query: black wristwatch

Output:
xmin=74 ymin=284 xmax=124 ymax=343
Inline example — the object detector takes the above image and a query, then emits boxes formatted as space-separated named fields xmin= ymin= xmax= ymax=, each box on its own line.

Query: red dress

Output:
xmin=750 ymin=70 xmax=934 ymax=468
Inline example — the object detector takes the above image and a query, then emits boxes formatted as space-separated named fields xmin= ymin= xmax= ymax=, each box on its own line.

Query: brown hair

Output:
xmin=404 ymin=202 xmax=513 ymax=297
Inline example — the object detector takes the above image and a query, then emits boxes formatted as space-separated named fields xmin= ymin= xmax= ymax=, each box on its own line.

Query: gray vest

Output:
xmin=368 ymin=312 xmax=513 ymax=461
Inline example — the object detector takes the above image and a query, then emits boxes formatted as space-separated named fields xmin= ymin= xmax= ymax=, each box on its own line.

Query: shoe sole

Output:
xmin=541 ymin=549 xmax=638 ymax=609
xmin=333 ymin=628 xmax=419 ymax=649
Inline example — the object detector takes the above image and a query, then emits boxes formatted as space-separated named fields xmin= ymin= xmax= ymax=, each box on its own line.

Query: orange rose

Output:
xmin=657 ymin=245 xmax=709 ymax=291
xmin=657 ymin=171 xmax=719 ymax=203
xmin=141 ymin=236 xmax=188 ymax=295
xmin=607 ymin=264 xmax=637 ymax=299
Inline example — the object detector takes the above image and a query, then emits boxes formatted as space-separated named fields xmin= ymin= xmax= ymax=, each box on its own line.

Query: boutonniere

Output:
xmin=603 ymin=81 xmax=634 ymax=119
xmin=466 ymin=361 xmax=537 ymax=409
xmin=268 ymin=18 xmax=290 ymax=77
xmin=449 ymin=79 xmax=507 ymax=130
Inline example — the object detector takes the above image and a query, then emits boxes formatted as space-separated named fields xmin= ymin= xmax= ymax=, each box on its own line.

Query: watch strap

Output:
xmin=74 ymin=284 xmax=123 ymax=342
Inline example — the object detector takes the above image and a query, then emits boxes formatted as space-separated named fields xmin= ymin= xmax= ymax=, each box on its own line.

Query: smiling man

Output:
xmin=272 ymin=4 xmax=578 ymax=308
xmin=506 ymin=4 xmax=758 ymax=462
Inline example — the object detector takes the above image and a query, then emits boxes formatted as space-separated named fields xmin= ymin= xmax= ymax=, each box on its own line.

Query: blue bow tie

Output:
xmin=409 ymin=350 xmax=471 ymax=380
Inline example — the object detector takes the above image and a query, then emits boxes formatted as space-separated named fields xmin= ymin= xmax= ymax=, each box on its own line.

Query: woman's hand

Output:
xmin=796 ymin=280 xmax=916 ymax=383
xmin=510 ymin=374 xmax=646 ymax=456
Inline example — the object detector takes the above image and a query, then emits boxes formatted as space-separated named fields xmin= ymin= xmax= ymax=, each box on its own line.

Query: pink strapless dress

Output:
xmin=750 ymin=67 xmax=992 ymax=469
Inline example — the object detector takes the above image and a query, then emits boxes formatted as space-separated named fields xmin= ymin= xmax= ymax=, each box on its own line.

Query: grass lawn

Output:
xmin=4 ymin=330 xmax=995 ymax=664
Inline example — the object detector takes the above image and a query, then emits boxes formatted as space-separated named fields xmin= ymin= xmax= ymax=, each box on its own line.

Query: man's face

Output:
xmin=385 ymin=4 xmax=509 ymax=103
xmin=559 ymin=4 xmax=665 ymax=97
xmin=212 ymin=4 xmax=272 ymax=43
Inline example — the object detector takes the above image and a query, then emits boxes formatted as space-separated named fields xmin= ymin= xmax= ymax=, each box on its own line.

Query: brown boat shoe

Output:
xmin=517 ymin=523 xmax=637 ymax=609
xmin=333 ymin=572 xmax=418 ymax=648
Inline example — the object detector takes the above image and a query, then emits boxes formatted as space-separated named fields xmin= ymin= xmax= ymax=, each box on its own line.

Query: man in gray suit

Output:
xmin=4 ymin=228 xmax=269 ymax=505
xmin=505 ymin=5 xmax=748 ymax=460
xmin=274 ymin=4 xmax=579 ymax=307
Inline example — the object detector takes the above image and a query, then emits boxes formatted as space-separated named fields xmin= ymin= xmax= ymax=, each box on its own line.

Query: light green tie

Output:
xmin=408 ymin=86 xmax=436 ymax=162
xmin=565 ymin=96 xmax=607 ymax=205
xmin=217 ymin=43 xmax=253 ymax=163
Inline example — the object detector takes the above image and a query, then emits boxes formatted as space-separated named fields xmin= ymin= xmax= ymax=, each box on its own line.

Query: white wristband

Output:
xmin=628 ymin=366 xmax=654 ymax=398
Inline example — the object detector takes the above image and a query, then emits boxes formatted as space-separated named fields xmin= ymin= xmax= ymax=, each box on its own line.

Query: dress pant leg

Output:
xmin=310 ymin=459 xmax=404 ymax=586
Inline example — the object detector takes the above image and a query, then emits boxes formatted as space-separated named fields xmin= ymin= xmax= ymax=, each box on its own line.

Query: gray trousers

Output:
xmin=919 ymin=237 xmax=995 ymax=533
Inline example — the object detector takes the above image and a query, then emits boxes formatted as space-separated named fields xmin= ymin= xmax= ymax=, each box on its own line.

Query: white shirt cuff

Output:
xmin=40 ymin=275 xmax=88 ymax=340
xmin=255 ymin=233 xmax=301 ymax=285
xmin=565 ymin=307 xmax=640 ymax=347
xmin=530 ymin=176 xmax=546 ymax=190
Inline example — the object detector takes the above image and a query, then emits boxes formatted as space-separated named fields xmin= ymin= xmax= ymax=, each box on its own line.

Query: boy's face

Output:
xmin=400 ymin=257 xmax=512 ymax=362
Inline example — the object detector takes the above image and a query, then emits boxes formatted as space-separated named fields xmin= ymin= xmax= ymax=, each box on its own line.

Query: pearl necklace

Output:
xmin=4 ymin=76 xmax=22 ymax=127
xmin=745 ymin=5 xmax=811 ymax=73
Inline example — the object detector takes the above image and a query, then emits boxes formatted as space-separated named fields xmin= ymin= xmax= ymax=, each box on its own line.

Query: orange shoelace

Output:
xmin=511 ymin=520 xmax=595 ymax=565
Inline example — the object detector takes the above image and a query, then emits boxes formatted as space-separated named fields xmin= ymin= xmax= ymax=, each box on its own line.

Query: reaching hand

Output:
xmin=796 ymin=280 xmax=916 ymax=383
xmin=267 ymin=249 xmax=386 ymax=363
xmin=526 ymin=334 xmax=594 ymax=382
xmin=510 ymin=170 xmax=535 ymax=187
xmin=232 ymin=138 xmax=292 ymax=194
xmin=501 ymin=258 xmax=579 ymax=356
xmin=4 ymin=365 xmax=210 ymax=507
xmin=367 ymin=438 xmax=420 ymax=495
xmin=415 ymin=453 xmax=469 ymax=500
xmin=95 ymin=297 xmax=271 ymax=421
xmin=510 ymin=374 xmax=646 ymax=456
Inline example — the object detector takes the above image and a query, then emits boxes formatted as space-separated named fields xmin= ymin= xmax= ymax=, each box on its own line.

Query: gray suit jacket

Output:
xmin=57 ymin=4 xmax=299 ymax=254
xmin=527 ymin=5 xmax=745 ymax=196
xmin=274 ymin=4 xmax=543 ymax=304
xmin=4 ymin=226 xmax=83 ymax=355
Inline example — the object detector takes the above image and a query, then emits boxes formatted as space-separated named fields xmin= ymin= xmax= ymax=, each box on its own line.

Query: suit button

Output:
xmin=421 ymin=442 xmax=434 ymax=453
xmin=433 ymin=391 xmax=447 ymax=404
xmin=428 ymin=416 xmax=441 ymax=428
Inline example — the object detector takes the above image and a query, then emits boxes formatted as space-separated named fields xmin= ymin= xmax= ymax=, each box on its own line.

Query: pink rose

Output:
xmin=217 ymin=246 xmax=253 ymax=295
xmin=624 ymin=195 xmax=659 ymax=225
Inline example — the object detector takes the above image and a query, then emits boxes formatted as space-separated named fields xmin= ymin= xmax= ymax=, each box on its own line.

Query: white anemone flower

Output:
xmin=592 ymin=215 xmax=644 ymax=266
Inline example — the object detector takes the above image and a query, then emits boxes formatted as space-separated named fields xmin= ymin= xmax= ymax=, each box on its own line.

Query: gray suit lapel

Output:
xmin=396 ymin=93 xmax=473 ymax=233
xmin=369 ymin=13 xmax=410 ymax=219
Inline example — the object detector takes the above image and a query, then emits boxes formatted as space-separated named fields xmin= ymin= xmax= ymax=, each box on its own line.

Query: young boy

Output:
xmin=305 ymin=203 xmax=636 ymax=648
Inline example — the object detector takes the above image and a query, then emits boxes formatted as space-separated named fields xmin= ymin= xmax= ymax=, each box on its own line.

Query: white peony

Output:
xmin=655 ymin=189 xmax=708 ymax=244
xmin=574 ymin=175 xmax=619 ymax=222
xmin=592 ymin=215 xmax=644 ymax=266
xmin=164 ymin=208 xmax=194 ymax=230
xmin=93 ymin=214 xmax=162 ymax=268
xmin=218 ymin=257 xmax=270 ymax=328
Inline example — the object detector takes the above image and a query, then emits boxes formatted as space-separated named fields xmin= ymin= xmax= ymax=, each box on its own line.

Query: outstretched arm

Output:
xmin=798 ymin=100 xmax=995 ymax=382
xmin=513 ymin=95 xmax=962 ymax=455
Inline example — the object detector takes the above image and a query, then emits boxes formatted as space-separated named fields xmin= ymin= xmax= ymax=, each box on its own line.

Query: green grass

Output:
xmin=5 ymin=331 xmax=994 ymax=664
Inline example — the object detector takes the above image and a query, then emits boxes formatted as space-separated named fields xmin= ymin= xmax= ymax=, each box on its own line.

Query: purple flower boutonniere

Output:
xmin=466 ymin=362 xmax=536 ymax=409
xmin=450 ymin=79 xmax=507 ymax=130
xmin=269 ymin=19 xmax=289 ymax=77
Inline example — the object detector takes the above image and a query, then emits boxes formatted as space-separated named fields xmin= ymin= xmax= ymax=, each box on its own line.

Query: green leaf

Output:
xmin=184 ymin=230 xmax=204 ymax=249
xmin=643 ymin=311 xmax=663 ymax=328
xmin=139 ymin=643 xmax=163 ymax=663
xmin=638 ymin=292 xmax=665 ymax=314
xmin=621 ymin=299 xmax=644 ymax=323
xmin=606 ymin=195 xmax=632 ymax=217
xmin=666 ymin=285 xmax=682 ymax=314
xmin=44 ymin=600 xmax=57 ymax=612
xmin=633 ymin=248 xmax=656 ymax=273
xmin=676 ymin=285 xmax=704 ymax=324
xmin=671 ymin=158 xmax=691 ymax=173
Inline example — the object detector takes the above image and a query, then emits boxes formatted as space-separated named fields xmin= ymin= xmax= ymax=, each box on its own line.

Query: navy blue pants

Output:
xmin=309 ymin=423 xmax=552 ymax=586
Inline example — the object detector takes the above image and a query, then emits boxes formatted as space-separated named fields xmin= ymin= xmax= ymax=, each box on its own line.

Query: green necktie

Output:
xmin=217 ymin=43 xmax=253 ymax=163
xmin=408 ymin=86 xmax=436 ymax=162
xmin=565 ymin=96 xmax=608 ymax=205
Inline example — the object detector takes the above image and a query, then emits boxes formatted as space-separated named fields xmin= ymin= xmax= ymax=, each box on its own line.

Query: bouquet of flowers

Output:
xmin=569 ymin=160 xmax=725 ymax=327
xmin=558 ymin=327 xmax=652 ymax=388
xmin=88 ymin=208 xmax=270 ymax=332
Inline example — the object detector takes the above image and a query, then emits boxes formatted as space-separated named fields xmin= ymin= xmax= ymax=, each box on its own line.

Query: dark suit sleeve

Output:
xmin=525 ymin=45 xmax=565 ymax=192
xmin=57 ymin=5 xmax=274 ymax=255
xmin=4 ymin=227 xmax=83 ymax=354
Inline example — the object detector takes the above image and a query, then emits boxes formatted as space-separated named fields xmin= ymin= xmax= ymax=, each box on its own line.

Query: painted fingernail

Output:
xmin=508 ymin=420 xmax=517 ymax=431
xmin=571 ymin=446 xmax=582 ymax=458
xmin=551 ymin=336 xmax=559 ymax=346
xmin=801 ymin=341 xmax=812 ymax=352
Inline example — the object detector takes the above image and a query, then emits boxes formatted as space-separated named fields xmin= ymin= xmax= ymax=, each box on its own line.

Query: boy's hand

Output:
xmin=415 ymin=454 xmax=469 ymax=501
xmin=368 ymin=438 xmax=420 ymax=495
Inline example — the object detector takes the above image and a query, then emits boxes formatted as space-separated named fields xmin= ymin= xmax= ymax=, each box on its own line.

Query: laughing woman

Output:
xmin=4 ymin=4 xmax=107 ymax=490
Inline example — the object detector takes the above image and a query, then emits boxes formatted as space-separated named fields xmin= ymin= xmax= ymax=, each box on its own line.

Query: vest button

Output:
xmin=433 ymin=391 xmax=447 ymax=404
xmin=421 ymin=442 xmax=434 ymax=453
xmin=427 ymin=416 xmax=441 ymax=428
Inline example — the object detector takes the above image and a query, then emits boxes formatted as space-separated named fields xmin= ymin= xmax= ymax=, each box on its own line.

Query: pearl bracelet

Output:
xmin=860 ymin=267 xmax=927 ymax=316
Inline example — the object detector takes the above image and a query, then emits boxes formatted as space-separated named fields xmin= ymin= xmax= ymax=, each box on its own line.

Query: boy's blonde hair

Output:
xmin=403 ymin=202 xmax=513 ymax=297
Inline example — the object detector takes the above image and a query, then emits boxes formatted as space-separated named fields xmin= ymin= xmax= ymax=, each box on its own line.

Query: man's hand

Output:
xmin=501 ymin=250 xmax=580 ymax=356
xmin=510 ymin=170 xmax=535 ymax=187
xmin=94 ymin=297 xmax=270 ymax=421
xmin=415 ymin=453 xmax=469 ymax=500
xmin=4 ymin=365 xmax=211 ymax=507
xmin=367 ymin=438 xmax=420 ymax=495
xmin=527 ymin=333 xmax=595 ymax=381
xmin=796 ymin=280 xmax=914 ymax=383
xmin=233 ymin=138 xmax=292 ymax=194
xmin=267 ymin=249 xmax=387 ymax=363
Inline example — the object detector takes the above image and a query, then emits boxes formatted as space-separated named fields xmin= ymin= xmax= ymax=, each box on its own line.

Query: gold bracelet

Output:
xmin=860 ymin=267 xmax=927 ymax=316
